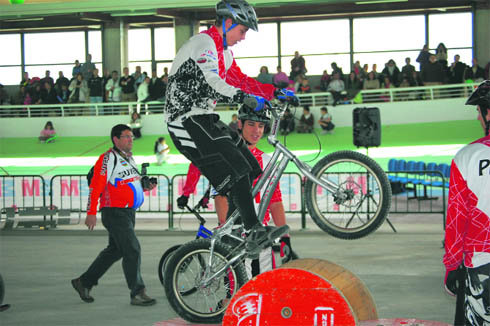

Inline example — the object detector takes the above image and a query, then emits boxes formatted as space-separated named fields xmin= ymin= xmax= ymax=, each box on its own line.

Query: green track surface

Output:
xmin=0 ymin=120 xmax=482 ymax=176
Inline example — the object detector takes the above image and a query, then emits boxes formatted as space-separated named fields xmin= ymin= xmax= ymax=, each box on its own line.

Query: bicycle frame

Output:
xmin=201 ymin=101 xmax=344 ymax=286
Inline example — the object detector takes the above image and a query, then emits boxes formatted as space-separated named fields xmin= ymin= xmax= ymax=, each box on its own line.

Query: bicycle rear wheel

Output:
xmin=164 ymin=239 xmax=248 ymax=324
xmin=305 ymin=150 xmax=391 ymax=239
xmin=158 ymin=244 xmax=181 ymax=285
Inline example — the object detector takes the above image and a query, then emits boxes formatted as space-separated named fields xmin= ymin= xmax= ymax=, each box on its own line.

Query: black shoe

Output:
xmin=131 ymin=290 xmax=156 ymax=306
xmin=245 ymin=224 xmax=289 ymax=259
xmin=71 ymin=278 xmax=94 ymax=303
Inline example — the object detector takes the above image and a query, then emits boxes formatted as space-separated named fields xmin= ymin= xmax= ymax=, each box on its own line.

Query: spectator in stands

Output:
xmin=29 ymin=82 xmax=42 ymax=105
xmin=106 ymin=70 xmax=121 ymax=103
xmin=0 ymin=84 xmax=8 ymax=105
xmin=293 ymin=74 xmax=304 ymax=93
xmin=72 ymin=60 xmax=82 ymax=78
xmin=148 ymin=70 xmax=165 ymax=101
xmin=120 ymin=67 xmax=136 ymax=102
xmin=435 ymin=43 xmax=448 ymax=69
xmin=161 ymin=67 xmax=169 ymax=79
xmin=55 ymin=71 xmax=70 ymax=95
xmin=416 ymin=44 xmax=432 ymax=71
xmin=20 ymin=71 xmax=30 ymax=87
xmin=331 ymin=62 xmax=344 ymax=79
xmin=133 ymin=66 xmax=146 ymax=92
xmin=129 ymin=111 xmax=142 ymax=139
xmin=137 ymin=77 xmax=150 ymax=103
xmin=320 ymin=69 xmax=330 ymax=92
xmin=39 ymin=121 xmax=56 ymax=143
xmin=297 ymin=105 xmax=314 ymax=133
xmin=229 ymin=113 xmax=239 ymax=133
xmin=360 ymin=64 xmax=369 ymax=82
xmin=421 ymin=55 xmax=445 ymax=86
xmin=68 ymin=73 xmax=89 ymax=104
xmin=40 ymin=81 xmax=58 ymax=105
xmin=401 ymin=57 xmax=416 ymax=84
xmin=371 ymin=63 xmax=379 ymax=80
xmin=102 ymin=68 xmax=111 ymax=102
xmin=12 ymin=85 xmax=27 ymax=105
xmin=381 ymin=59 xmax=401 ymax=87
xmin=327 ymin=72 xmax=345 ymax=106
xmin=318 ymin=106 xmax=334 ymax=135
xmin=58 ymin=84 xmax=70 ymax=104
xmin=257 ymin=66 xmax=274 ymax=85
xmin=88 ymin=68 xmax=104 ymax=115
xmin=352 ymin=61 xmax=363 ymax=79
xmin=40 ymin=70 xmax=54 ymax=89
xmin=273 ymin=66 xmax=289 ymax=88
xmin=298 ymin=78 xmax=311 ymax=94
xmin=81 ymin=54 xmax=96 ymax=82
xmin=364 ymin=71 xmax=381 ymax=90
xmin=448 ymin=54 xmax=467 ymax=84
xmin=279 ymin=108 xmax=295 ymax=135
xmin=154 ymin=137 xmax=170 ymax=165
xmin=345 ymin=71 xmax=362 ymax=100
xmin=464 ymin=58 xmax=486 ymax=83
xmin=380 ymin=76 xmax=394 ymax=102
xmin=290 ymin=51 xmax=307 ymax=81
xmin=286 ymin=79 xmax=295 ymax=92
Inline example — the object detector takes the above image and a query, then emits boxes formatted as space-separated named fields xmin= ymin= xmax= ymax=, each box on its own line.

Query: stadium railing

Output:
xmin=0 ymin=83 xmax=479 ymax=118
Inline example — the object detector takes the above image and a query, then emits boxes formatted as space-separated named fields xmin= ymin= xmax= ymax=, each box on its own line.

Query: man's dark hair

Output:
xmin=111 ymin=124 xmax=131 ymax=145
xmin=303 ymin=105 xmax=310 ymax=112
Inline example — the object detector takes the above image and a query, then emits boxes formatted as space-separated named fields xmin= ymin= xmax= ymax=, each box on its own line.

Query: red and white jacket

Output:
xmin=87 ymin=149 xmax=145 ymax=215
xmin=444 ymin=135 xmax=490 ymax=272
xmin=182 ymin=146 xmax=282 ymax=225
xmin=164 ymin=25 xmax=275 ymax=122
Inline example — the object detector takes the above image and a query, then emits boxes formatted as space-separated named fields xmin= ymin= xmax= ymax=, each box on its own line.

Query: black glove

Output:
xmin=176 ymin=195 xmax=189 ymax=209
xmin=274 ymin=88 xmax=299 ymax=107
xmin=445 ymin=268 xmax=460 ymax=296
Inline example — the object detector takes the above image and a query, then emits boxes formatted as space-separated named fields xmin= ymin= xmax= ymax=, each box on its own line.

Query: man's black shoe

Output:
xmin=131 ymin=290 xmax=156 ymax=306
xmin=245 ymin=224 xmax=289 ymax=259
xmin=71 ymin=278 xmax=94 ymax=303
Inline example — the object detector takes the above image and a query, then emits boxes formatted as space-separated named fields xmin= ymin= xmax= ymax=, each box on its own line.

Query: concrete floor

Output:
xmin=0 ymin=214 xmax=454 ymax=326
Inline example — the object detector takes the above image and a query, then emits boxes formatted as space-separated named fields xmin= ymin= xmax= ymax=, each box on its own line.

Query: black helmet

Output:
xmin=216 ymin=0 xmax=258 ymax=32
xmin=466 ymin=80 xmax=490 ymax=108
xmin=238 ymin=104 xmax=270 ymax=125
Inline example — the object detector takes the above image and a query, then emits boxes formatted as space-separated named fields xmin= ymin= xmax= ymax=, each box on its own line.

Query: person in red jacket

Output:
xmin=164 ymin=0 xmax=296 ymax=257
xmin=71 ymin=124 xmax=157 ymax=307
xmin=444 ymin=80 xmax=490 ymax=325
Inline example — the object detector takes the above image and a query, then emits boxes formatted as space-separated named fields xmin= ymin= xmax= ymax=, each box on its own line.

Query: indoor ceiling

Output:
xmin=0 ymin=0 xmax=488 ymax=31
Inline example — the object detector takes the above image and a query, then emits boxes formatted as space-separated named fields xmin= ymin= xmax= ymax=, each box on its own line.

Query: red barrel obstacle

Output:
xmin=223 ymin=258 xmax=378 ymax=325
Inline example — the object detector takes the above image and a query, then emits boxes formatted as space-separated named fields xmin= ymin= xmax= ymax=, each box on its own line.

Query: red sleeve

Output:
xmin=87 ymin=151 xmax=112 ymax=215
xmin=225 ymin=59 xmax=276 ymax=101
xmin=443 ymin=160 xmax=469 ymax=271
xmin=182 ymin=163 xmax=202 ymax=197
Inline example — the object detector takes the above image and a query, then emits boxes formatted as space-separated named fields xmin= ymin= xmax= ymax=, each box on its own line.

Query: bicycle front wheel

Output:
xmin=164 ymin=239 xmax=248 ymax=324
xmin=305 ymin=150 xmax=391 ymax=239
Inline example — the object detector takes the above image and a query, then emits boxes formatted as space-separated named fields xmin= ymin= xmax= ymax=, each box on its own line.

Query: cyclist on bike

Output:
xmin=177 ymin=105 xmax=294 ymax=275
xmin=165 ymin=0 xmax=295 ymax=255
xmin=444 ymin=80 xmax=490 ymax=325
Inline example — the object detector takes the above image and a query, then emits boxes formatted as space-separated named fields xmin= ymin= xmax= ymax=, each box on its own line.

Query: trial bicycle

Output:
xmin=163 ymin=98 xmax=392 ymax=323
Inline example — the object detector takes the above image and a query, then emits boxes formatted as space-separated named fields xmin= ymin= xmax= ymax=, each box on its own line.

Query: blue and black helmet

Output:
xmin=216 ymin=0 xmax=258 ymax=32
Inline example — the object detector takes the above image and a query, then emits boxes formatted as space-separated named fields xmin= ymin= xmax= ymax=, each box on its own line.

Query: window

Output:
xmin=128 ymin=28 xmax=151 ymax=62
xmin=282 ymin=54 xmax=350 ymax=77
xmin=0 ymin=34 xmax=21 ymax=66
xmin=155 ymin=27 xmax=175 ymax=61
xmin=353 ymin=51 xmax=420 ymax=74
xmin=234 ymin=57 xmax=278 ymax=77
xmin=0 ymin=66 xmax=22 ymax=85
xmin=24 ymin=31 xmax=85 ymax=65
xmin=233 ymin=23 xmax=278 ymax=58
xmin=88 ymin=31 xmax=102 ymax=63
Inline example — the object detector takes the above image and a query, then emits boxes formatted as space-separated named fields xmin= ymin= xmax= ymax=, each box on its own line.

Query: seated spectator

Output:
xmin=129 ymin=111 xmax=142 ymax=139
xmin=228 ymin=113 xmax=239 ymax=133
xmin=273 ymin=66 xmax=289 ymax=88
xmin=39 ymin=121 xmax=57 ymax=143
xmin=331 ymin=62 xmax=344 ymax=79
xmin=69 ymin=73 xmax=89 ymax=103
xmin=381 ymin=59 xmax=401 ymax=87
xmin=12 ymin=85 xmax=27 ymax=105
xmin=40 ymin=81 xmax=58 ymax=105
xmin=380 ymin=76 xmax=394 ymax=102
xmin=286 ymin=79 xmax=295 ymax=92
xmin=137 ymin=77 xmax=151 ymax=102
xmin=318 ymin=106 xmax=334 ymax=135
xmin=29 ymin=82 xmax=42 ymax=107
xmin=279 ymin=108 xmax=295 ymax=135
xmin=298 ymin=78 xmax=311 ymax=94
xmin=257 ymin=66 xmax=273 ymax=84
xmin=320 ymin=70 xmax=330 ymax=92
xmin=345 ymin=72 xmax=362 ymax=100
xmin=464 ymin=58 xmax=486 ymax=83
xmin=363 ymin=71 xmax=381 ymax=90
xmin=55 ymin=71 xmax=70 ymax=95
xmin=297 ymin=105 xmax=314 ymax=133
xmin=57 ymin=84 xmax=70 ymax=104
xmin=360 ymin=64 xmax=369 ymax=82
xmin=154 ymin=137 xmax=170 ymax=165
xmin=327 ymin=72 xmax=345 ymax=106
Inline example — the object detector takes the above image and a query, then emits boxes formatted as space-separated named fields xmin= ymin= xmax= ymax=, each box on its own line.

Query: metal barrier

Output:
xmin=1 ymin=172 xmax=447 ymax=231
xmin=0 ymin=83 xmax=478 ymax=118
